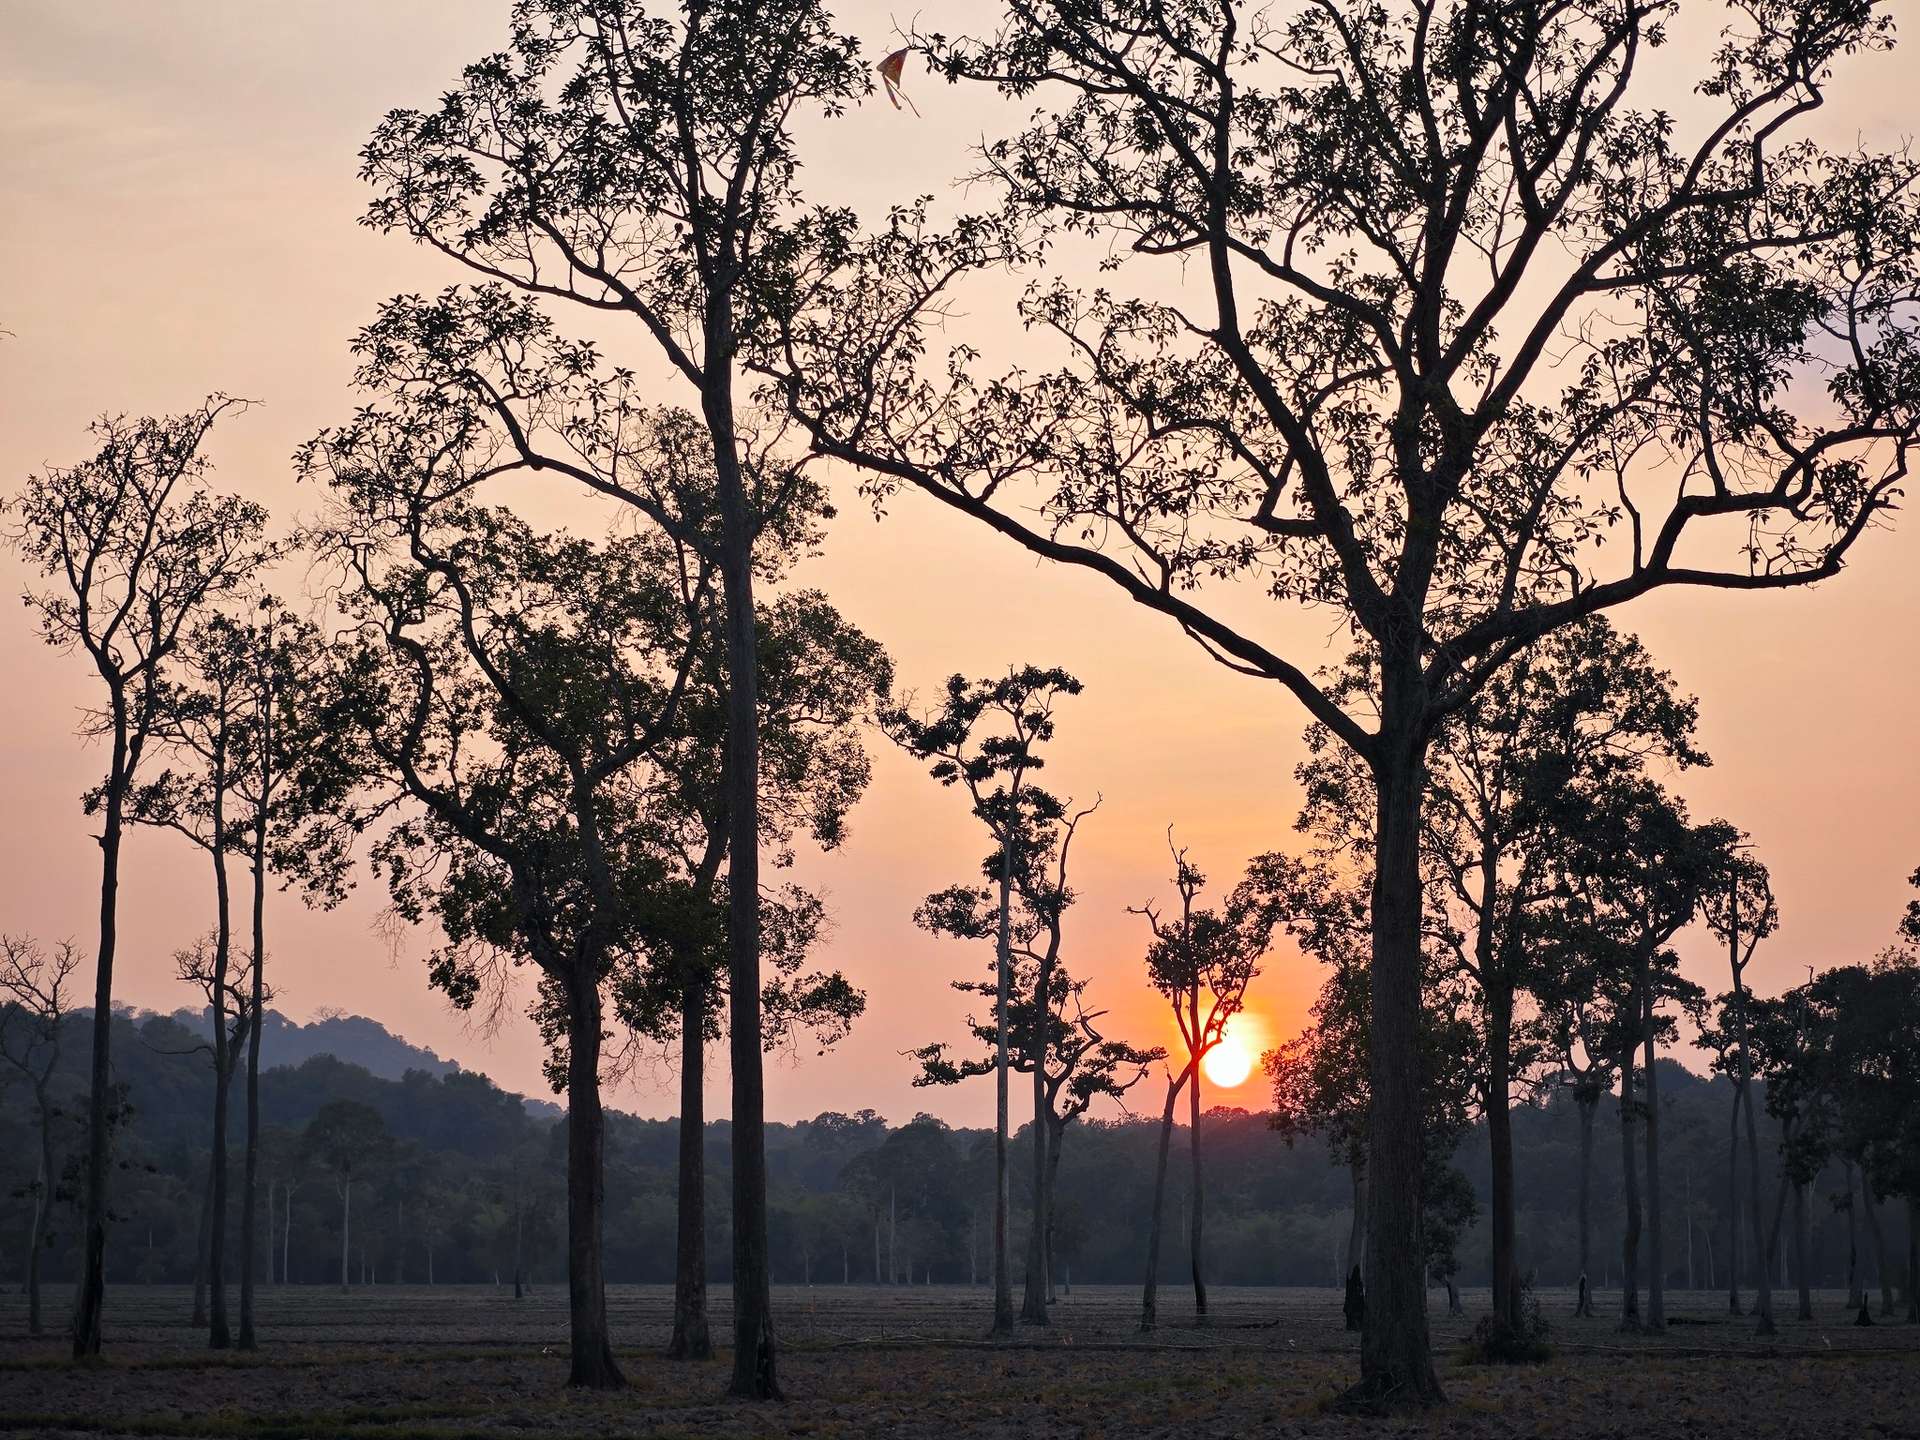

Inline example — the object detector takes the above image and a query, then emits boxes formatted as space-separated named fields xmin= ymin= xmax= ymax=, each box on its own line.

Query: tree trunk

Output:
xmin=707 ymin=372 xmax=777 ymax=1400
xmin=990 ymin=834 xmax=1015 ymax=1337
xmin=339 ymin=1178 xmax=350 ymax=1293
xmin=1731 ymin=974 xmax=1775 ymax=1335
xmin=669 ymin=978 xmax=711 ymax=1360
xmin=1139 ymin=1067 xmax=1187 ymax=1330
xmin=193 ymin=1153 xmax=215 ymax=1326
xmin=207 ymin=801 xmax=234 ymax=1350
xmin=1792 ymin=1180 xmax=1813 ymax=1320
xmin=239 ymin=815 xmax=267 ymax=1347
xmin=27 ymin=1117 xmax=52 ymax=1335
xmin=563 ymin=974 xmax=624 ymax=1388
xmin=1843 ymin=1162 xmax=1863 ymax=1310
xmin=1641 ymin=984 xmax=1664 ymax=1330
xmin=1188 ymin=983 xmax=1208 ymax=1324
xmin=1618 ymin=1050 xmax=1641 ymax=1330
xmin=1906 ymin=1196 xmax=1919 ymax=1324
xmin=1575 ymin=1093 xmax=1596 ymax=1316
xmin=1020 ymin=966 xmax=1051 ymax=1325
xmin=1348 ymin=1161 xmax=1368 ymax=1282
xmin=1725 ymin=1085 xmax=1743 ymax=1315
xmin=512 ymin=1178 xmax=525 ymax=1300
xmin=1353 ymin=729 xmax=1443 ymax=1406
xmin=283 ymin=1184 xmax=293 ymax=1289
xmin=73 ymin=713 xmax=129 ymax=1359
xmin=1861 ymin=1183 xmax=1893 ymax=1316
xmin=1487 ymin=978 xmax=1518 ymax=1330
xmin=1045 ymin=1118 xmax=1066 ymax=1304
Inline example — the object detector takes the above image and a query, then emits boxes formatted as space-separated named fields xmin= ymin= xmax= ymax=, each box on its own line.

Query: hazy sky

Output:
xmin=3 ymin=2 xmax=1916 ymax=1128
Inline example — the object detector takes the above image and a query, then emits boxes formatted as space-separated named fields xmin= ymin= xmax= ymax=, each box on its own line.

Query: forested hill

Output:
xmin=153 ymin=1006 xmax=459 ymax=1082
xmin=3 ymin=1002 xmax=1895 ymax=1301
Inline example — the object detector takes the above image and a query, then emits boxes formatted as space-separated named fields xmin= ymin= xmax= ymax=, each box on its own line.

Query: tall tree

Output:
xmin=771 ymin=2 xmax=1920 ymax=1405
xmin=0 ymin=936 xmax=80 ymax=1335
xmin=128 ymin=612 xmax=274 ymax=1348
xmin=1300 ymin=619 xmax=1706 ymax=1330
xmin=885 ymin=665 xmax=1081 ymax=1335
xmin=6 ymin=399 xmax=267 ymax=1357
xmin=300 ymin=1101 xmax=394 ymax=1293
xmin=169 ymin=932 xmax=259 ymax=1347
xmin=229 ymin=602 xmax=338 ymax=1350
xmin=1536 ymin=777 xmax=1730 ymax=1329
xmin=1134 ymin=845 xmax=1282 ymax=1328
xmin=357 ymin=0 xmax=872 ymax=1396
xmin=908 ymin=802 xmax=1160 ymax=1318
xmin=1701 ymin=853 xmax=1783 ymax=1332
xmin=609 ymin=586 xmax=886 ymax=1360
xmin=302 ymin=392 xmax=715 ymax=1385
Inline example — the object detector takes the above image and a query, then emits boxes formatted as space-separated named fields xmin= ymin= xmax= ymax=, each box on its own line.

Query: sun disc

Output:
xmin=1202 ymin=1035 xmax=1254 ymax=1089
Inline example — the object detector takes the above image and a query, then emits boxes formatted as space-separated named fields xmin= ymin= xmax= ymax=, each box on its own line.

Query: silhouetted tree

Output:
xmin=301 ymin=1100 xmax=394 ymax=1292
xmin=609 ymin=586 xmax=886 ymax=1359
xmin=771 ymin=2 xmax=1920 ymax=1405
xmin=1536 ymin=778 xmax=1734 ymax=1329
xmin=0 ymin=936 xmax=80 ymax=1334
xmin=908 ymin=803 xmax=1159 ymax=1316
xmin=302 ymin=401 xmax=715 ymax=1386
xmin=1135 ymin=845 xmax=1283 ymax=1328
xmin=6 ymin=398 xmax=268 ymax=1356
xmin=1698 ymin=853 xmax=1781 ymax=1328
xmin=357 ymin=0 xmax=873 ymax=1396
xmin=1300 ymin=618 xmax=1706 ymax=1331
xmin=885 ymin=665 xmax=1081 ymax=1334
xmin=170 ymin=932 xmax=259 ymax=1346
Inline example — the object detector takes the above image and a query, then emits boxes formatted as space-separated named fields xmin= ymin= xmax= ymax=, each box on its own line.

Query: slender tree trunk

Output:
xmin=1861 ymin=1183 xmax=1893 ymax=1316
xmin=1020 ymin=969 xmax=1051 ymax=1325
xmin=1045 ymin=1119 xmax=1065 ymax=1304
xmin=207 ymin=800 xmax=234 ymax=1350
xmin=1739 ymin=1074 xmax=1774 ymax=1333
xmin=669 ymin=978 xmax=711 ymax=1360
xmin=1139 ymin=1067 xmax=1188 ymax=1330
xmin=564 ymin=974 xmax=623 ymax=1388
xmin=1354 ymin=724 xmax=1442 ymax=1405
xmin=706 ymin=370 xmax=777 ymax=1400
xmin=1641 ymin=984 xmax=1664 ymax=1330
xmin=282 ymin=1185 xmax=292 ymax=1289
xmin=1726 ymin=1085 xmax=1743 ymax=1315
xmin=990 ymin=834 xmax=1014 ymax=1337
xmin=1575 ymin=1093 xmax=1596 ymax=1317
xmin=1348 ymin=1161 xmax=1368 ymax=1280
xmin=73 ymin=713 xmax=130 ymax=1359
xmin=1487 ymin=979 xmax=1518 ymax=1329
xmin=1843 ymin=1161 xmax=1862 ymax=1310
xmin=512 ymin=1178 xmax=525 ymax=1301
xmin=1791 ymin=1180 xmax=1813 ymax=1320
xmin=239 ymin=823 xmax=267 ymax=1348
xmin=1906 ymin=1196 xmax=1919 ymax=1324
xmin=27 ymin=1116 xmax=52 ymax=1335
xmin=193 ymin=1153 xmax=215 ymax=1326
xmin=1618 ymin=1050 xmax=1641 ymax=1330
xmin=339 ymin=1179 xmax=350 ymax=1293
xmin=1188 ymin=984 xmax=1207 ymax=1324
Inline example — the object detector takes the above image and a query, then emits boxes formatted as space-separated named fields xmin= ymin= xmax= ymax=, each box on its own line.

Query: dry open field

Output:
xmin=0 ymin=1283 xmax=1914 ymax=1438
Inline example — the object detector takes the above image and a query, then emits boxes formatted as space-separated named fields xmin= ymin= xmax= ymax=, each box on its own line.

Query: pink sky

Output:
xmin=3 ymin=3 xmax=1916 ymax=1127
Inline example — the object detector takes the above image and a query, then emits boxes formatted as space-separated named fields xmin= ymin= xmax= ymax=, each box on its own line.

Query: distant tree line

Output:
xmin=2 ymin=1002 xmax=1912 ymax=1308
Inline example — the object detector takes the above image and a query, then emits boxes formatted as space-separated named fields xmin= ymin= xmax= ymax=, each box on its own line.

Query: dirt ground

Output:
xmin=0 ymin=1283 xmax=1914 ymax=1438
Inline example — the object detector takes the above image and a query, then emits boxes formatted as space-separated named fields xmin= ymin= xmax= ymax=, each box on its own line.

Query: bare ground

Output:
xmin=0 ymin=1284 xmax=1913 ymax=1438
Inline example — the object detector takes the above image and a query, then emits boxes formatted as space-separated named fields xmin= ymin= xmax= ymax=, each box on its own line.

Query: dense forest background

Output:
xmin=3 ymin=1004 xmax=1902 ymax=1298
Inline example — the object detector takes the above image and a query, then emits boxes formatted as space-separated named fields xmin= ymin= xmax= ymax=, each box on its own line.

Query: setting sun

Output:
xmin=1202 ymin=1034 xmax=1256 ymax=1089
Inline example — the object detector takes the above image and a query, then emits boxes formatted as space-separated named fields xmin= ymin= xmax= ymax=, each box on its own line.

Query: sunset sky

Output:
xmin=3 ymin=2 xmax=1917 ymax=1130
